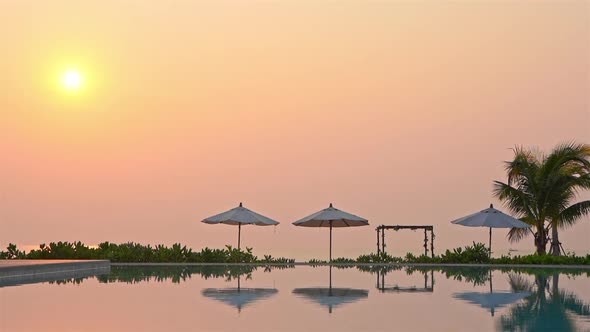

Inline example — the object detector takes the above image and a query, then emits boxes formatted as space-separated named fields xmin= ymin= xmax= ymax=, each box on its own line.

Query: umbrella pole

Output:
xmin=329 ymin=221 xmax=333 ymax=263
xmin=238 ymin=224 xmax=241 ymax=250
xmin=489 ymin=227 xmax=492 ymax=258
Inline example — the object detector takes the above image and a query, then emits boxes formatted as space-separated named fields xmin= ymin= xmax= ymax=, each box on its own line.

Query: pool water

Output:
xmin=1 ymin=265 xmax=589 ymax=331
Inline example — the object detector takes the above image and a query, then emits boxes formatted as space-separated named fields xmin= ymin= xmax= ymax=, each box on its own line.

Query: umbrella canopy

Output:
xmin=454 ymin=291 xmax=531 ymax=316
xmin=202 ymin=288 xmax=278 ymax=312
xmin=451 ymin=204 xmax=530 ymax=255
xmin=451 ymin=204 xmax=531 ymax=229
xmin=293 ymin=203 xmax=369 ymax=261
xmin=293 ymin=203 xmax=369 ymax=227
xmin=202 ymin=202 xmax=279 ymax=249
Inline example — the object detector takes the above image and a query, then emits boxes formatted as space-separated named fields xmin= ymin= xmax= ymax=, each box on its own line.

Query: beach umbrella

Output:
xmin=202 ymin=202 xmax=279 ymax=249
xmin=293 ymin=203 xmax=368 ymax=262
xmin=292 ymin=266 xmax=368 ymax=313
xmin=450 ymin=204 xmax=530 ymax=255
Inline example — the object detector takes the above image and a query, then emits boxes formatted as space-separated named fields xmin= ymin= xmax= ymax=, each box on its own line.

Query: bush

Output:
xmin=2 ymin=242 xmax=294 ymax=264
xmin=356 ymin=252 xmax=403 ymax=264
xmin=438 ymin=242 xmax=490 ymax=264
xmin=331 ymin=257 xmax=356 ymax=264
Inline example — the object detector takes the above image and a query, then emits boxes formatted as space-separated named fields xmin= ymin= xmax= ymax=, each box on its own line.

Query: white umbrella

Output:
xmin=202 ymin=202 xmax=279 ymax=249
xmin=293 ymin=203 xmax=369 ymax=262
xmin=450 ymin=204 xmax=531 ymax=255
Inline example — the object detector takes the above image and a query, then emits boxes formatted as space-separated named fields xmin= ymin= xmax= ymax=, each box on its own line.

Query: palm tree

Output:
xmin=493 ymin=142 xmax=590 ymax=255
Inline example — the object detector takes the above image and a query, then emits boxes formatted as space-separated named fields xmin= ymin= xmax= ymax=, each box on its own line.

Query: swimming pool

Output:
xmin=1 ymin=264 xmax=589 ymax=331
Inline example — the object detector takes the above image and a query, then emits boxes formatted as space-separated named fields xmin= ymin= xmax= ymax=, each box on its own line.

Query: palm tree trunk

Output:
xmin=550 ymin=226 xmax=561 ymax=256
xmin=535 ymin=227 xmax=548 ymax=255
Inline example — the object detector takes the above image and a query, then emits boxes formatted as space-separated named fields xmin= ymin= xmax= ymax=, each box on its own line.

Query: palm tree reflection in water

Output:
xmin=500 ymin=272 xmax=590 ymax=332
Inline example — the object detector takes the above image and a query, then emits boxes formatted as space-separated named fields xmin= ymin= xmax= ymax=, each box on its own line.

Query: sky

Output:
xmin=0 ymin=1 xmax=589 ymax=260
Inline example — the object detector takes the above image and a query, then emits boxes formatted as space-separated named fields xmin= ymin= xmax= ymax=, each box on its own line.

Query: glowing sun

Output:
xmin=61 ymin=69 xmax=83 ymax=92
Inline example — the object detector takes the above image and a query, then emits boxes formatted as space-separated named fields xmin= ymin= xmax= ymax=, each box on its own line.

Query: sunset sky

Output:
xmin=1 ymin=1 xmax=588 ymax=259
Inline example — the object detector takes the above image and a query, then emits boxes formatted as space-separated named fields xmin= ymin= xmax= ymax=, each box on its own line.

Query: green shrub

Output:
xmin=331 ymin=257 xmax=356 ymax=264
xmin=438 ymin=242 xmax=490 ymax=264
xmin=1 ymin=242 xmax=294 ymax=264
xmin=356 ymin=252 xmax=403 ymax=263
xmin=0 ymin=243 xmax=26 ymax=259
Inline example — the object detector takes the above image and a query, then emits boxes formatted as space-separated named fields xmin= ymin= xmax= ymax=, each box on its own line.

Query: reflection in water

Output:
xmin=9 ymin=264 xmax=292 ymax=286
xmin=97 ymin=264 xmax=294 ymax=284
xmin=455 ymin=291 xmax=530 ymax=317
xmin=355 ymin=265 xmax=590 ymax=331
xmin=98 ymin=265 xmax=259 ymax=284
xmin=2 ymin=264 xmax=589 ymax=331
xmin=292 ymin=287 xmax=369 ymax=313
xmin=454 ymin=270 xmax=530 ymax=316
xmin=0 ymin=266 xmax=110 ymax=288
xmin=202 ymin=274 xmax=278 ymax=312
xmin=374 ymin=267 xmax=434 ymax=293
xmin=292 ymin=266 xmax=368 ymax=313
xmin=500 ymin=272 xmax=590 ymax=332
xmin=202 ymin=288 xmax=278 ymax=313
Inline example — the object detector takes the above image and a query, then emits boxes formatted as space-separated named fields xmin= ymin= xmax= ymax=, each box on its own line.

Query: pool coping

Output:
xmin=0 ymin=260 xmax=111 ymax=280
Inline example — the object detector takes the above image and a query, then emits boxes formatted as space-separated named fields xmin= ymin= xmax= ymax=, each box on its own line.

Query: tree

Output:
xmin=493 ymin=142 xmax=590 ymax=255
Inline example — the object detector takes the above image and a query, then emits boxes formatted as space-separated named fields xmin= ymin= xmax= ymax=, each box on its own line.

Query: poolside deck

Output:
xmin=0 ymin=260 xmax=110 ymax=287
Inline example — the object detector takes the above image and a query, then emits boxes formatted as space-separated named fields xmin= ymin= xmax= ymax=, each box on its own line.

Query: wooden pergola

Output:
xmin=376 ymin=225 xmax=435 ymax=258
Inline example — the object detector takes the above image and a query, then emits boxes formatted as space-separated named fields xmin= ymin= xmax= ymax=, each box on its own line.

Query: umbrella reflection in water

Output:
xmin=202 ymin=274 xmax=278 ymax=313
xmin=454 ymin=270 xmax=530 ymax=316
xmin=455 ymin=291 xmax=531 ymax=317
xmin=293 ymin=266 xmax=368 ymax=313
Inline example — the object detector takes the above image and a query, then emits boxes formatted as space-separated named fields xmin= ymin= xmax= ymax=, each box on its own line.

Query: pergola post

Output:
xmin=377 ymin=227 xmax=380 ymax=254
xmin=430 ymin=229 xmax=435 ymax=258
xmin=381 ymin=228 xmax=385 ymax=254
xmin=424 ymin=229 xmax=428 ymax=256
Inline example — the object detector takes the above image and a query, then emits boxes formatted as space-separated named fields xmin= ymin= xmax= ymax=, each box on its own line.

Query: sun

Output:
xmin=61 ymin=69 xmax=83 ymax=92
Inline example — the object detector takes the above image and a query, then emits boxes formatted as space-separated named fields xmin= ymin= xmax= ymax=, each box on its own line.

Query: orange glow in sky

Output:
xmin=0 ymin=1 xmax=588 ymax=259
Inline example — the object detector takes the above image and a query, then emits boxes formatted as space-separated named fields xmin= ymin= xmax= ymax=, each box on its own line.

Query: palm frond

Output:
xmin=507 ymin=227 xmax=531 ymax=243
xmin=505 ymin=146 xmax=540 ymax=187
xmin=493 ymin=181 xmax=536 ymax=219
xmin=558 ymin=200 xmax=590 ymax=229
xmin=542 ymin=142 xmax=590 ymax=174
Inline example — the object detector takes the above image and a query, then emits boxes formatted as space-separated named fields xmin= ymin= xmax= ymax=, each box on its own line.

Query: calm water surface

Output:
xmin=1 ymin=265 xmax=589 ymax=332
